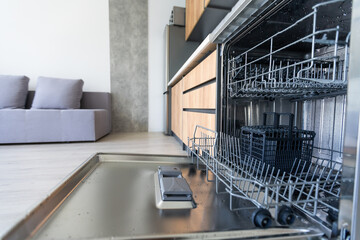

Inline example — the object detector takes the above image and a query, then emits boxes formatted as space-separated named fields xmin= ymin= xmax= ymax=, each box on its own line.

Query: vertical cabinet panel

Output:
xmin=183 ymin=111 xmax=216 ymax=143
xmin=171 ymin=80 xmax=183 ymax=139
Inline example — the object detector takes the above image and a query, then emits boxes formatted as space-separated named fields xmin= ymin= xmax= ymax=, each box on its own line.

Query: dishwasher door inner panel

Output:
xmin=4 ymin=153 xmax=322 ymax=240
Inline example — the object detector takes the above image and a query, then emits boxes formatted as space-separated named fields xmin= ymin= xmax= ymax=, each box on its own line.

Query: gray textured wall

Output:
xmin=109 ymin=0 xmax=148 ymax=132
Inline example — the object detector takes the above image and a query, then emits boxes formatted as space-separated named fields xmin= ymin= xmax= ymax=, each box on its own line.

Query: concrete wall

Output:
xmin=148 ymin=0 xmax=186 ymax=132
xmin=0 ymin=0 xmax=110 ymax=92
xmin=110 ymin=0 xmax=148 ymax=132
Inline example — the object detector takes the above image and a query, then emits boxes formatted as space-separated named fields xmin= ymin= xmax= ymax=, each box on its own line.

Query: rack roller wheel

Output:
xmin=252 ymin=209 xmax=272 ymax=228
xmin=277 ymin=206 xmax=295 ymax=225
xmin=331 ymin=221 xmax=340 ymax=238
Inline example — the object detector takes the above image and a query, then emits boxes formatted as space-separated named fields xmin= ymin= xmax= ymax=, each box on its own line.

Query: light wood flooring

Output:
xmin=0 ymin=132 xmax=186 ymax=237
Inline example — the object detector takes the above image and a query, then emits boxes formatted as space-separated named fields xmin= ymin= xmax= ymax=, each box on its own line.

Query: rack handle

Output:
xmin=278 ymin=113 xmax=294 ymax=136
xmin=263 ymin=112 xmax=295 ymax=136
xmin=263 ymin=112 xmax=280 ymax=128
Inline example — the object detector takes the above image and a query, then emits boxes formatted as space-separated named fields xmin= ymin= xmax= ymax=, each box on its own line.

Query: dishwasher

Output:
xmin=188 ymin=0 xmax=357 ymax=238
xmin=3 ymin=0 xmax=357 ymax=239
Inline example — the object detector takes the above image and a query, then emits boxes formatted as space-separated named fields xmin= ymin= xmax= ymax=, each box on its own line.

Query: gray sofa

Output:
xmin=0 ymin=91 xmax=112 ymax=144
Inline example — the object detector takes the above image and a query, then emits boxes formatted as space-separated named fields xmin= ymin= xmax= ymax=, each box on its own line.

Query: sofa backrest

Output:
xmin=25 ymin=91 xmax=111 ymax=110
xmin=80 ymin=92 xmax=111 ymax=112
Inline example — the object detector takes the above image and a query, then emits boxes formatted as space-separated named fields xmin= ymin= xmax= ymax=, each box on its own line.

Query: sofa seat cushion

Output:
xmin=0 ymin=109 xmax=109 ymax=143
xmin=26 ymin=110 xmax=62 ymax=142
xmin=0 ymin=109 xmax=27 ymax=143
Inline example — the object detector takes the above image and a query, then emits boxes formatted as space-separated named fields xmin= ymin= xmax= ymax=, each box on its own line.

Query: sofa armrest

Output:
xmin=81 ymin=92 xmax=112 ymax=131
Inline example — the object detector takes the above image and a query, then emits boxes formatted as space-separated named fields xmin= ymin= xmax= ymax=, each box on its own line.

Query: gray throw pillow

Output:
xmin=0 ymin=75 xmax=29 ymax=109
xmin=32 ymin=77 xmax=84 ymax=109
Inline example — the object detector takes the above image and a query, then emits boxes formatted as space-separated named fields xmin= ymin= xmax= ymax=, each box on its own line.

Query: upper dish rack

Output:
xmin=227 ymin=0 xmax=350 ymax=99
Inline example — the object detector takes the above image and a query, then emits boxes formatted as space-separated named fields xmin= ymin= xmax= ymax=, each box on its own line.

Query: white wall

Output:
xmin=148 ymin=0 xmax=185 ymax=132
xmin=0 ymin=0 xmax=110 ymax=92
xmin=0 ymin=0 xmax=185 ymax=132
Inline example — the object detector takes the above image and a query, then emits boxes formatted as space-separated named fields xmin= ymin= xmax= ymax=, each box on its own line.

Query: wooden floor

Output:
xmin=0 ymin=132 xmax=185 ymax=237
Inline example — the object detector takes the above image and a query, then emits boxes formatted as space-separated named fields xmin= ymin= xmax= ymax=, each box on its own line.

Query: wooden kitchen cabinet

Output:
xmin=185 ymin=0 xmax=237 ymax=41
xmin=170 ymin=50 xmax=217 ymax=145
xmin=185 ymin=0 xmax=205 ymax=41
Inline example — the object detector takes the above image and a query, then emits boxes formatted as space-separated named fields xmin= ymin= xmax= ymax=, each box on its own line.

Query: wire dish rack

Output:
xmin=227 ymin=0 xmax=350 ymax=99
xmin=188 ymin=125 xmax=341 ymax=232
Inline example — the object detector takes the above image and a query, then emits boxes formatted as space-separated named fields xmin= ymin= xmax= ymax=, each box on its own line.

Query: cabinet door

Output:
xmin=183 ymin=82 xmax=216 ymax=109
xmin=171 ymin=80 xmax=183 ymax=139
xmin=183 ymin=111 xmax=216 ymax=143
xmin=183 ymin=50 xmax=216 ymax=91
xmin=202 ymin=50 xmax=216 ymax=82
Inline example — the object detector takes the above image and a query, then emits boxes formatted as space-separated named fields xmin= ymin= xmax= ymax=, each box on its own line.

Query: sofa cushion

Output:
xmin=0 ymin=75 xmax=29 ymax=109
xmin=26 ymin=109 xmax=62 ymax=142
xmin=32 ymin=76 xmax=84 ymax=109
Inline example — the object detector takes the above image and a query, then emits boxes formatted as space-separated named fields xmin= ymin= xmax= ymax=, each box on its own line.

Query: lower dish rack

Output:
xmin=187 ymin=125 xmax=342 ymax=234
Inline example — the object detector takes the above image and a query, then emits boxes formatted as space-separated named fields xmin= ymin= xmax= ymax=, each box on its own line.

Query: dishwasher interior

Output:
xmin=188 ymin=0 xmax=352 ymax=238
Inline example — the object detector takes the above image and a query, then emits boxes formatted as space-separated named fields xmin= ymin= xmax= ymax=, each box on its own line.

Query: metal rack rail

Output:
xmin=227 ymin=0 xmax=350 ymax=99
xmin=188 ymin=125 xmax=342 ymax=230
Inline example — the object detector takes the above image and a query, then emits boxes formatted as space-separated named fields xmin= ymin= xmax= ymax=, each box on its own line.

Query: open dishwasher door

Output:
xmin=211 ymin=0 xmax=357 ymax=238
xmin=3 ymin=153 xmax=322 ymax=240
